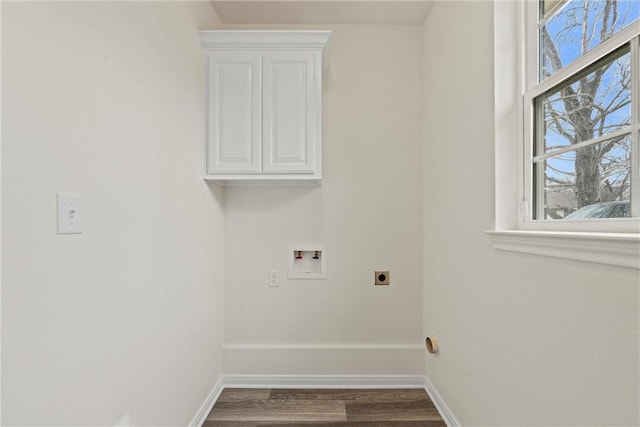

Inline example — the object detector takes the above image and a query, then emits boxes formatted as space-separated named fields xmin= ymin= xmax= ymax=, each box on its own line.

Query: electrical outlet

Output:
xmin=375 ymin=270 xmax=390 ymax=285
xmin=268 ymin=270 xmax=279 ymax=287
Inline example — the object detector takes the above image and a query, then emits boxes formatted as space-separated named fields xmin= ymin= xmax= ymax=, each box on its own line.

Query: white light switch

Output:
xmin=57 ymin=193 xmax=83 ymax=234
xmin=268 ymin=270 xmax=279 ymax=287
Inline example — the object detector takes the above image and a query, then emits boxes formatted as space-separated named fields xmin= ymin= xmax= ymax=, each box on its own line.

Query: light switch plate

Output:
xmin=268 ymin=270 xmax=279 ymax=287
xmin=57 ymin=193 xmax=83 ymax=234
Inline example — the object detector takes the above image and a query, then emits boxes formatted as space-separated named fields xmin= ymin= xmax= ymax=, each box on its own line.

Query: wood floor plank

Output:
xmin=205 ymin=423 xmax=445 ymax=427
xmin=207 ymin=400 xmax=347 ymax=422
xmin=218 ymin=389 xmax=272 ymax=402
xmin=205 ymin=388 xmax=446 ymax=425
xmin=203 ymin=422 xmax=259 ymax=427
xmin=269 ymin=388 xmax=430 ymax=403
xmin=258 ymin=422 xmax=446 ymax=427
xmin=345 ymin=400 xmax=441 ymax=422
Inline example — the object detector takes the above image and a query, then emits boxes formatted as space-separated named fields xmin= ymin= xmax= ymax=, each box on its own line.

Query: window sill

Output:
xmin=486 ymin=230 xmax=640 ymax=269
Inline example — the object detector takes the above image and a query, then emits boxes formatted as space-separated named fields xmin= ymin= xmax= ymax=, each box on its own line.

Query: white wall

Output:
xmin=1 ymin=2 xmax=224 ymax=425
xmin=222 ymin=25 xmax=425 ymax=375
xmin=422 ymin=2 xmax=639 ymax=426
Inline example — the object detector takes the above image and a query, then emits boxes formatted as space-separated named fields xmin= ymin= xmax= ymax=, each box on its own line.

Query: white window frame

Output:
xmin=488 ymin=1 xmax=640 ymax=269
xmin=522 ymin=0 xmax=640 ymax=233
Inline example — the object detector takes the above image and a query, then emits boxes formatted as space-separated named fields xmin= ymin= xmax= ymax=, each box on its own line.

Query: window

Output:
xmin=488 ymin=1 xmax=639 ymax=268
xmin=523 ymin=0 xmax=640 ymax=231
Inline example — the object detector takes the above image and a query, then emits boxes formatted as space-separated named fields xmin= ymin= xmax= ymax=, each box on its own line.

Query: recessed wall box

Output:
xmin=375 ymin=270 xmax=390 ymax=285
xmin=289 ymin=245 xmax=327 ymax=279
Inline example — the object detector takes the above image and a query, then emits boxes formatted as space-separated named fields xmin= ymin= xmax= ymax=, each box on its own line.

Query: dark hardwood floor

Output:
xmin=204 ymin=388 xmax=446 ymax=426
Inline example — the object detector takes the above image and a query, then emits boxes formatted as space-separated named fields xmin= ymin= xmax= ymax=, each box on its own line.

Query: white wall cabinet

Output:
xmin=200 ymin=31 xmax=331 ymax=185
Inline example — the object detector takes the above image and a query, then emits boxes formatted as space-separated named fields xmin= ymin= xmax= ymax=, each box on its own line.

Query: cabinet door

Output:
xmin=206 ymin=52 xmax=261 ymax=173
xmin=262 ymin=52 xmax=320 ymax=174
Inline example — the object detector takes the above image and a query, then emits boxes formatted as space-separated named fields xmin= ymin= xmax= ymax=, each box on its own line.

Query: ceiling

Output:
xmin=210 ymin=1 xmax=434 ymax=25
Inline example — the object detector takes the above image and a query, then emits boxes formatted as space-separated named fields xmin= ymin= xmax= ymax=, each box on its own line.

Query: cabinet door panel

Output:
xmin=262 ymin=52 xmax=319 ymax=173
xmin=206 ymin=53 xmax=261 ymax=173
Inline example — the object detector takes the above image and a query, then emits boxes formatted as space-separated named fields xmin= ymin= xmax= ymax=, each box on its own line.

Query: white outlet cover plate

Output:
xmin=57 ymin=193 xmax=83 ymax=234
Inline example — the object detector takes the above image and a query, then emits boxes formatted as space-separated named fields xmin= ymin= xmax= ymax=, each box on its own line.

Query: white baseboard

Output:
xmin=189 ymin=375 xmax=224 ymax=427
xmin=223 ymin=345 xmax=424 ymax=376
xmin=223 ymin=374 xmax=426 ymax=389
xmin=424 ymin=375 xmax=460 ymax=427
xmin=222 ymin=344 xmax=425 ymax=350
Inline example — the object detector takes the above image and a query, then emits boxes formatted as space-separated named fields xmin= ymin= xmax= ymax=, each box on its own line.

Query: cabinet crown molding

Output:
xmin=199 ymin=30 xmax=331 ymax=51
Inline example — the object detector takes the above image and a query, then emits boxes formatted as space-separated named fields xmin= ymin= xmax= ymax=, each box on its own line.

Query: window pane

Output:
xmin=540 ymin=0 xmax=639 ymax=80
xmin=536 ymin=135 xmax=631 ymax=219
xmin=538 ymin=49 xmax=630 ymax=155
